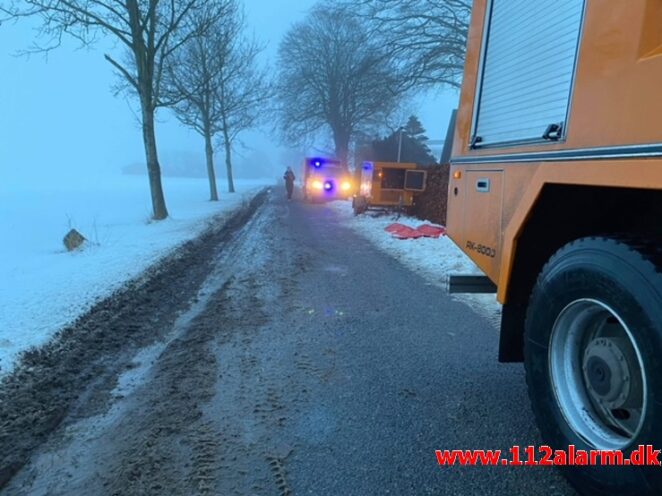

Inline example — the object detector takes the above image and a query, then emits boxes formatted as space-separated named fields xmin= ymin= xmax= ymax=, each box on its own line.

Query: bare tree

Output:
xmin=167 ymin=0 xmax=269 ymax=194
xmin=3 ymin=0 xmax=214 ymax=219
xmin=213 ymin=10 xmax=269 ymax=193
xmin=353 ymin=0 xmax=471 ymax=89
xmin=166 ymin=0 xmax=232 ymax=201
xmin=275 ymin=3 xmax=403 ymax=167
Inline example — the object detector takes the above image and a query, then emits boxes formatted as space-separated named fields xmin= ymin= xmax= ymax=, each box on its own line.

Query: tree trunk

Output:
xmin=333 ymin=130 xmax=350 ymax=169
xmin=204 ymin=130 xmax=219 ymax=201
xmin=141 ymin=103 xmax=169 ymax=220
xmin=222 ymin=128 xmax=236 ymax=193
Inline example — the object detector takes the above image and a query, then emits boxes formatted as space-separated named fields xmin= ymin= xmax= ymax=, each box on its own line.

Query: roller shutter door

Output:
xmin=473 ymin=0 xmax=585 ymax=147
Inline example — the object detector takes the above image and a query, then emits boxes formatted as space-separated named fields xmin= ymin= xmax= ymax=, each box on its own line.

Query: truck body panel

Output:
xmin=354 ymin=161 xmax=426 ymax=213
xmin=448 ymin=0 xmax=662 ymax=304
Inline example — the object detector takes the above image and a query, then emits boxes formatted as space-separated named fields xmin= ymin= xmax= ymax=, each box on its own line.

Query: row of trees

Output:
xmin=2 ymin=0 xmax=268 ymax=219
xmin=275 ymin=0 xmax=470 ymax=169
xmin=167 ymin=1 xmax=270 ymax=200
xmin=1 ymin=0 xmax=469 ymax=219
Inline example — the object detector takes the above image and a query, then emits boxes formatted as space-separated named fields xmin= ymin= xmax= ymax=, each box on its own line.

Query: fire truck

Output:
xmin=447 ymin=1 xmax=662 ymax=494
xmin=302 ymin=157 xmax=353 ymax=201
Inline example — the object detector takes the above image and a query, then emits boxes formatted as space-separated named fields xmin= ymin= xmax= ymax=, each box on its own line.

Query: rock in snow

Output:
xmin=63 ymin=229 xmax=86 ymax=251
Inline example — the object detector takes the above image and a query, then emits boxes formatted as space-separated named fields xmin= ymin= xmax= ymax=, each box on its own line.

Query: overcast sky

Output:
xmin=0 ymin=0 xmax=459 ymax=186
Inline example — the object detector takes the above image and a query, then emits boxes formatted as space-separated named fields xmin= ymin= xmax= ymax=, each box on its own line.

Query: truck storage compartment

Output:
xmin=461 ymin=170 xmax=503 ymax=280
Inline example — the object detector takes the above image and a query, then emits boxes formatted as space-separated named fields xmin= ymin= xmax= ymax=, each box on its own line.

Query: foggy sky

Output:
xmin=0 ymin=0 xmax=458 ymax=187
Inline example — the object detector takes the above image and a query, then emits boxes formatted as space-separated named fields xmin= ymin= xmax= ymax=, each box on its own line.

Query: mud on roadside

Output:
xmin=0 ymin=189 xmax=268 ymax=490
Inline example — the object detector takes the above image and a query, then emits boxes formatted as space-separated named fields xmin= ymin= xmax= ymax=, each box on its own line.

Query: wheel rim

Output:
xmin=549 ymin=298 xmax=647 ymax=451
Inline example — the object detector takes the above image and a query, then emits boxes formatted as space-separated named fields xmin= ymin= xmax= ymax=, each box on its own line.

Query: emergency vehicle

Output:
xmin=302 ymin=157 xmax=353 ymax=201
xmin=352 ymin=161 xmax=427 ymax=215
xmin=448 ymin=1 xmax=662 ymax=494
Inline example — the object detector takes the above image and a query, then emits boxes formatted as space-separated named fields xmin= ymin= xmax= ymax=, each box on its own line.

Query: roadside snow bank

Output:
xmin=329 ymin=200 xmax=502 ymax=328
xmin=0 ymin=175 xmax=271 ymax=375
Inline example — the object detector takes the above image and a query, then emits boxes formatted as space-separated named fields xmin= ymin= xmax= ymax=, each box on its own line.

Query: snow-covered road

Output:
xmin=0 ymin=189 xmax=572 ymax=496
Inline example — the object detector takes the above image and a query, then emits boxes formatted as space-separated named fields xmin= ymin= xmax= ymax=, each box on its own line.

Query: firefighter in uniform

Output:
xmin=283 ymin=167 xmax=296 ymax=200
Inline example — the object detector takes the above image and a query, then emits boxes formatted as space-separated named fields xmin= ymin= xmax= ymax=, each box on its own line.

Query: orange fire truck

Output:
xmin=447 ymin=1 xmax=662 ymax=494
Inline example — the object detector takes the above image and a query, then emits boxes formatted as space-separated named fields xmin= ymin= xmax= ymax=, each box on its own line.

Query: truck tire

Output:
xmin=524 ymin=237 xmax=662 ymax=496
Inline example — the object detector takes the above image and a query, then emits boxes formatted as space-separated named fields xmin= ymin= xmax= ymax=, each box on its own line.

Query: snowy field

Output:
xmin=329 ymin=200 xmax=502 ymax=327
xmin=0 ymin=175 xmax=272 ymax=375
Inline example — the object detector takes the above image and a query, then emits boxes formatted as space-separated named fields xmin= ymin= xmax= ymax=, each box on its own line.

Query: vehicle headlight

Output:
xmin=312 ymin=180 xmax=323 ymax=190
xmin=341 ymin=181 xmax=351 ymax=191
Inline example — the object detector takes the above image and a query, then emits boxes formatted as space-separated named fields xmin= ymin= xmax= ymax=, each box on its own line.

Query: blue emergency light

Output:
xmin=311 ymin=158 xmax=323 ymax=168
xmin=324 ymin=180 xmax=333 ymax=191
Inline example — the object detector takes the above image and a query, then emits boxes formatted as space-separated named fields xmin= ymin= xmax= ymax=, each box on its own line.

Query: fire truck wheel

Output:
xmin=524 ymin=237 xmax=662 ymax=496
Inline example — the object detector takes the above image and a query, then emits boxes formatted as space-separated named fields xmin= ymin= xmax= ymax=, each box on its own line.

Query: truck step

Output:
xmin=448 ymin=275 xmax=497 ymax=294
